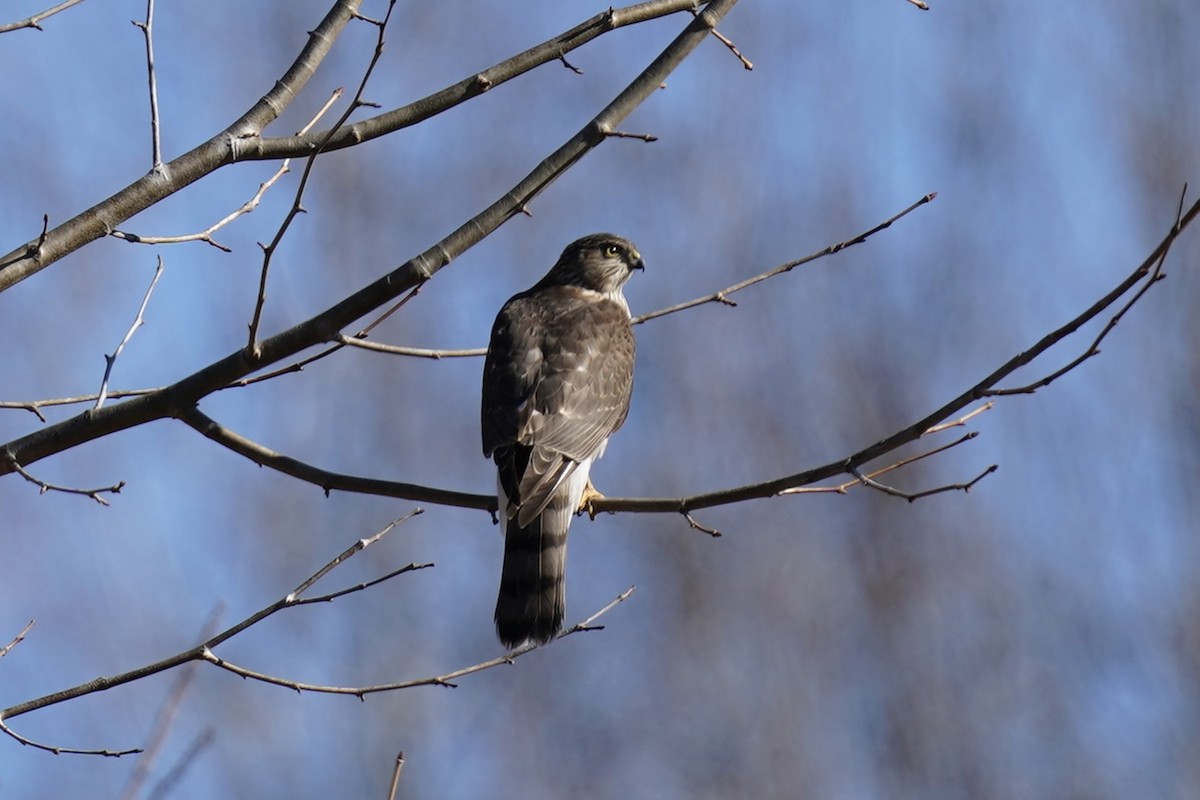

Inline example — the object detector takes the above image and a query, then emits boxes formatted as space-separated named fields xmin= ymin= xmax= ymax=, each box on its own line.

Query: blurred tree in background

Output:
xmin=1 ymin=1 xmax=1198 ymax=798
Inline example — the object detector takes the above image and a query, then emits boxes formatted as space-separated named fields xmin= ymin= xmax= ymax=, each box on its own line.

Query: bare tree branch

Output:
xmin=634 ymin=192 xmax=936 ymax=324
xmin=0 ymin=0 xmax=742 ymax=473
xmin=386 ymin=752 xmax=406 ymax=800
xmin=0 ymin=0 xmax=88 ymax=34
xmin=0 ymin=716 xmax=140 ymax=757
xmin=0 ymin=517 xmax=629 ymax=755
xmin=695 ymin=8 xmax=753 ymax=69
xmin=131 ymin=0 xmax=162 ymax=170
xmin=109 ymin=88 xmax=345 ymax=252
xmin=0 ymin=620 xmax=35 ymax=659
xmin=245 ymin=0 xmax=720 ymax=162
xmin=0 ymin=0 xmax=363 ymax=289
xmin=3 ymin=451 xmax=125 ymax=505
xmin=201 ymin=586 xmax=636 ymax=695
xmin=96 ymin=256 xmax=165 ymax=411
xmin=335 ymin=335 xmax=485 ymax=359
xmin=247 ymin=1 xmax=396 ymax=350
xmin=178 ymin=406 xmax=489 ymax=509
xmin=0 ymin=514 xmax=427 ymax=755
xmin=0 ymin=0 xmax=717 ymax=292
xmin=850 ymin=462 xmax=997 ymax=502
xmin=148 ymin=198 xmax=1192 ymax=525
xmin=0 ymin=389 xmax=159 ymax=422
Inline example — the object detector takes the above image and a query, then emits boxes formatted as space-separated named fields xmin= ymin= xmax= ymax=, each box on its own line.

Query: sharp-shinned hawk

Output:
xmin=481 ymin=233 xmax=643 ymax=648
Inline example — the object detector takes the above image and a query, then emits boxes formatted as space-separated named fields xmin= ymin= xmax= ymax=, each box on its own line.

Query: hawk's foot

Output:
xmin=578 ymin=479 xmax=606 ymax=519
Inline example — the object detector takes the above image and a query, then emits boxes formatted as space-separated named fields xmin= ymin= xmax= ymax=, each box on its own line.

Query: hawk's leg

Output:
xmin=578 ymin=478 xmax=606 ymax=519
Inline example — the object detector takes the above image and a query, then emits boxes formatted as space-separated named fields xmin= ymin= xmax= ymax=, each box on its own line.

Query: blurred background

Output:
xmin=1 ymin=1 xmax=1198 ymax=797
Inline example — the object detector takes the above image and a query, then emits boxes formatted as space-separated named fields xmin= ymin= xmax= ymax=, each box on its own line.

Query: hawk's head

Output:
xmin=542 ymin=233 xmax=645 ymax=296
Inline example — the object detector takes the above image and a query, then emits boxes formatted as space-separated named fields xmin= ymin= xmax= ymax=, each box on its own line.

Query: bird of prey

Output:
xmin=482 ymin=233 xmax=643 ymax=648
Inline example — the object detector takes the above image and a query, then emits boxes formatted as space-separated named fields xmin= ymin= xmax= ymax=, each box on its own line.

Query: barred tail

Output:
xmin=494 ymin=487 xmax=573 ymax=648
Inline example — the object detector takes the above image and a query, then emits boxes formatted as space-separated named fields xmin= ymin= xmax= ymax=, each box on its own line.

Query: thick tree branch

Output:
xmin=244 ymin=0 xmax=715 ymax=161
xmin=0 ymin=0 xmax=362 ymax=291
xmin=178 ymin=407 xmax=490 ymax=509
xmin=0 ymin=0 xmax=741 ymax=474
xmin=0 ymin=0 xmax=715 ymax=292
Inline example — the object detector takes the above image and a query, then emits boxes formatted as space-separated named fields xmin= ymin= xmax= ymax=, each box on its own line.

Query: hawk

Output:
xmin=482 ymin=233 xmax=643 ymax=648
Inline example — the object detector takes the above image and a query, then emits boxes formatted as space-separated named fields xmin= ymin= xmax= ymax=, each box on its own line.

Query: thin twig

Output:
xmin=783 ymin=430 xmax=983 ymax=496
xmin=0 ymin=0 xmax=89 ymax=33
xmin=320 ymin=196 xmax=935 ymax=362
xmin=558 ymin=53 xmax=583 ymax=74
xmin=635 ymin=192 xmax=937 ymax=324
xmin=0 ymin=0 xmax=726 ymax=292
xmin=0 ymin=620 xmax=35 ymax=659
xmin=110 ymin=86 xmax=343 ymax=251
xmin=850 ymin=463 xmax=996 ymax=502
xmin=386 ymin=752 xmax=406 ymax=800
xmin=0 ymin=716 xmax=141 ymax=757
xmin=0 ymin=514 xmax=427 ymax=750
xmin=985 ymin=189 xmax=1182 ymax=397
xmin=0 ymin=389 xmax=160 ymax=421
xmin=4 ymin=450 xmax=124 ymax=505
xmin=905 ymin=0 xmax=930 ymax=9
xmin=683 ymin=511 xmax=721 ymax=537
xmin=706 ymin=24 xmax=752 ymax=69
xmin=922 ymin=401 xmax=993 ymax=435
xmin=247 ymin=1 xmax=396 ymax=352
xmin=96 ymin=256 xmax=165 ymax=411
xmin=132 ymin=0 xmax=162 ymax=170
xmin=605 ymin=130 xmax=658 ymax=142
xmin=337 ymin=336 xmax=485 ymax=359
xmin=1 ymin=0 xmax=744 ymax=475
xmin=201 ymin=586 xmax=636 ymax=695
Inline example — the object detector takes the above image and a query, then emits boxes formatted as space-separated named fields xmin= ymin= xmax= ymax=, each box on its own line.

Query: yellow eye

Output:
xmin=603 ymin=244 xmax=621 ymax=258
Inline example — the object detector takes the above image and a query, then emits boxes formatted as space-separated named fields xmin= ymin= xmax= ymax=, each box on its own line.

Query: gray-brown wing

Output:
xmin=481 ymin=287 xmax=634 ymax=515
xmin=525 ymin=296 xmax=634 ymax=460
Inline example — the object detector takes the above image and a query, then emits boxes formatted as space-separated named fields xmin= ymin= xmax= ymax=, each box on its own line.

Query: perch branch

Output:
xmin=149 ymin=198 xmax=1193 ymax=523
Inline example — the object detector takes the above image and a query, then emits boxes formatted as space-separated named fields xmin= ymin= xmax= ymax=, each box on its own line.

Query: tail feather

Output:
xmin=494 ymin=464 xmax=589 ymax=648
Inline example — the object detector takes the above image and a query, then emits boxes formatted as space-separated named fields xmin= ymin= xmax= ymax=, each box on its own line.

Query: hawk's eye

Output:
xmin=603 ymin=244 xmax=621 ymax=258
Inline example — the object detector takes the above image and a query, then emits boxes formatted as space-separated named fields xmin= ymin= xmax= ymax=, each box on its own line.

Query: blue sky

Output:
xmin=1 ymin=2 xmax=1198 ymax=798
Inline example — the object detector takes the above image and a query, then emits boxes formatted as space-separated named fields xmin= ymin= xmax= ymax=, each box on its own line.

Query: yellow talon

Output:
xmin=578 ymin=479 xmax=606 ymax=519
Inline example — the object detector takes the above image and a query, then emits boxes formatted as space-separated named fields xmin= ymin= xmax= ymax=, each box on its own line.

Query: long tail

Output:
xmin=494 ymin=483 xmax=575 ymax=648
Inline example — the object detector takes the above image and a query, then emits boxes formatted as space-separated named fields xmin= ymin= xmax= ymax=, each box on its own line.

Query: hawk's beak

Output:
xmin=631 ymin=254 xmax=646 ymax=272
